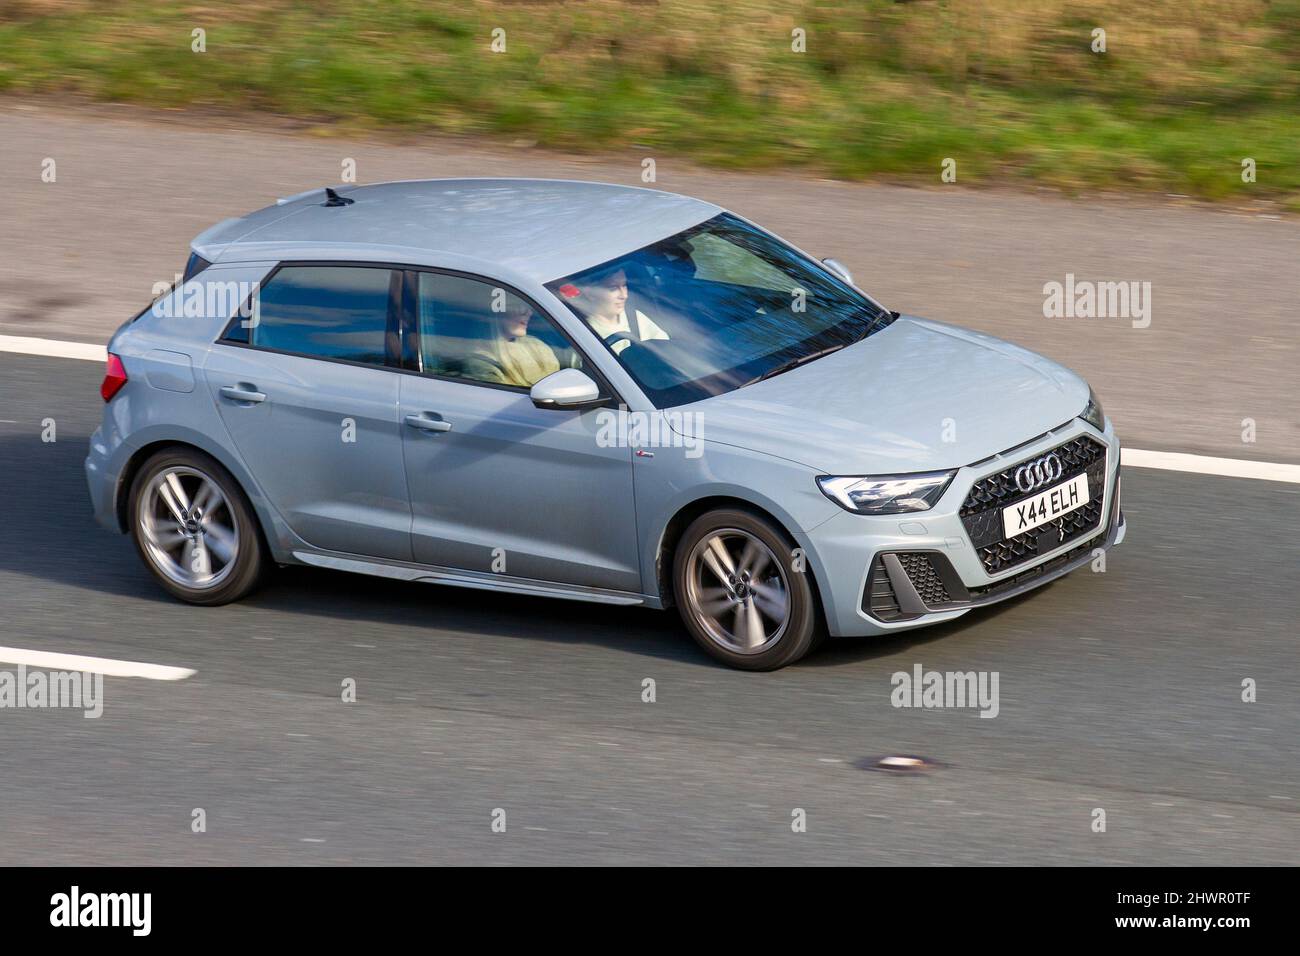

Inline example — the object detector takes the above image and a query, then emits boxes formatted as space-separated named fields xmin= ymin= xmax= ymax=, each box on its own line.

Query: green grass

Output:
xmin=1 ymin=0 xmax=1298 ymax=202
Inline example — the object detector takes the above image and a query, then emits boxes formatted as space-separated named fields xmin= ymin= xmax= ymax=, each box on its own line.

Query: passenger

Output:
xmin=564 ymin=265 xmax=668 ymax=355
xmin=462 ymin=298 xmax=562 ymax=388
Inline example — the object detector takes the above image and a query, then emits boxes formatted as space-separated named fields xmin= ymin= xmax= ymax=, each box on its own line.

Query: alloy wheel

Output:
xmin=138 ymin=466 xmax=239 ymax=590
xmin=684 ymin=528 xmax=790 ymax=654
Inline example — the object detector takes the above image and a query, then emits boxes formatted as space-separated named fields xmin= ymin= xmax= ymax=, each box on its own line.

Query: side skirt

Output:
xmin=291 ymin=550 xmax=647 ymax=607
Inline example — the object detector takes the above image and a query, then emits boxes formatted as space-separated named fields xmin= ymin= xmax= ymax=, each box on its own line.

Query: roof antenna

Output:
xmin=322 ymin=187 xmax=355 ymax=207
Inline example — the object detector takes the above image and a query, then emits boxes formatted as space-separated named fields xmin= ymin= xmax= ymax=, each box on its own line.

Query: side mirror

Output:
xmin=821 ymin=257 xmax=854 ymax=285
xmin=530 ymin=367 xmax=605 ymax=410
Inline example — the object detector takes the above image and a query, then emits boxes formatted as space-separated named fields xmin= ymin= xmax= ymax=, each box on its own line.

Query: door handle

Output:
xmin=405 ymin=413 xmax=452 ymax=433
xmin=220 ymin=385 xmax=267 ymax=404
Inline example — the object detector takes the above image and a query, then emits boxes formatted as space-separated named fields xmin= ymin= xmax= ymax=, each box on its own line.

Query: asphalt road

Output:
xmin=0 ymin=353 xmax=1295 ymax=865
xmin=2 ymin=102 xmax=1298 ymax=463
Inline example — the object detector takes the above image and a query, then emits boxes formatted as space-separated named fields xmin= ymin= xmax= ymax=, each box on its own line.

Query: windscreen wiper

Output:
xmin=856 ymin=308 xmax=900 ymax=341
xmin=743 ymin=342 xmax=851 ymax=387
xmin=740 ymin=309 xmax=897 ymax=388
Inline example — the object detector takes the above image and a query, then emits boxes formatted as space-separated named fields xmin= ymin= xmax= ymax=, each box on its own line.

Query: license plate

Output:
xmin=1002 ymin=474 xmax=1090 ymax=539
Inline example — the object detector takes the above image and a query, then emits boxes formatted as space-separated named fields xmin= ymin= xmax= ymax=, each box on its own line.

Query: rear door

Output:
xmin=205 ymin=263 xmax=412 ymax=561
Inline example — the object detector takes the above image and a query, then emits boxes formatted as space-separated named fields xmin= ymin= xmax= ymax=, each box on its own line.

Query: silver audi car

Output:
xmin=85 ymin=179 xmax=1125 ymax=670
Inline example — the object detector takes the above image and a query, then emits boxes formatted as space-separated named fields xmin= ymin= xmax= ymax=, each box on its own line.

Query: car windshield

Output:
xmin=545 ymin=212 xmax=893 ymax=407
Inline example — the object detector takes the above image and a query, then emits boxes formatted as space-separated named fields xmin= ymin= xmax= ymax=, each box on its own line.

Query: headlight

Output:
xmin=1080 ymin=387 xmax=1105 ymax=432
xmin=817 ymin=471 xmax=955 ymax=515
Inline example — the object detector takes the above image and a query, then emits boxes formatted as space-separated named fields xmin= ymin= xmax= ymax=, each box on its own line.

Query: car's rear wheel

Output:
xmin=673 ymin=509 xmax=822 ymax=670
xmin=128 ymin=448 xmax=265 ymax=606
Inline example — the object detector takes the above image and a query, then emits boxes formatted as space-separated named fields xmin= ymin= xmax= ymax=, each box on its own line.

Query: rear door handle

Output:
xmin=405 ymin=413 xmax=452 ymax=433
xmin=220 ymin=385 xmax=266 ymax=404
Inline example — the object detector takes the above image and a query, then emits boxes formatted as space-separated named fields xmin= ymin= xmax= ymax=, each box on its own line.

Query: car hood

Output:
xmin=674 ymin=316 xmax=1088 ymax=474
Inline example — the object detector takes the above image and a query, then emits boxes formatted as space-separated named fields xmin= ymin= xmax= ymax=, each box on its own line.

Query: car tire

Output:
xmin=673 ymin=508 xmax=823 ymax=670
xmin=128 ymin=447 xmax=266 ymax=606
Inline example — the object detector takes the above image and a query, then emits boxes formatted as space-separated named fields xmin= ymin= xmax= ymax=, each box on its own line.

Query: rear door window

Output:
xmin=223 ymin=265 xmax=396 ymax=367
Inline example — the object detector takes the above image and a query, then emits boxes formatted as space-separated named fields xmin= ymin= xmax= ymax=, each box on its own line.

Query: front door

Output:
xmin=397 ymin=270 xmax=639 ymax=591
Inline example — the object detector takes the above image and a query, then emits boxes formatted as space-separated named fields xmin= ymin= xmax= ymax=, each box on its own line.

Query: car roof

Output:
xmin=192 ymin=178 xmax=723 ymax=283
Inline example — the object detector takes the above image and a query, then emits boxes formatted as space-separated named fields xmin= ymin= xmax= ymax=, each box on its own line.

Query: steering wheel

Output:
xmin=602 ymin=331 xmax=636 ymax=354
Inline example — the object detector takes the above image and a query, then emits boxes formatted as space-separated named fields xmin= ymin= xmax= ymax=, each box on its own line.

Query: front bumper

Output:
xmin=796 ymin=418 xmax=1124 ymax=638
xmin=864 ymin=490 xmax=1124 ymax=621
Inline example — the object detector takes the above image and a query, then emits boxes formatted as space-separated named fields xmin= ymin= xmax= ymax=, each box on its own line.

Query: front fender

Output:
xmin=635 ymin=431 xmax=840 ymax=603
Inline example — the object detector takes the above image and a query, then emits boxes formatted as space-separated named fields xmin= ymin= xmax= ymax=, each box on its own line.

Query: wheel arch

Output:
xmin=654 ymin=495 xmax=828 ymax=622
xmin=113 ymin=438 xmax=280 ymax=562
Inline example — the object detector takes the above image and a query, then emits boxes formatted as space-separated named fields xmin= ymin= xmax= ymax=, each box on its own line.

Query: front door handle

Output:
xmin=220 ymin=384 xmax=267 ymax=404
xmin=405 ymin=413 xmax=452 ymax=433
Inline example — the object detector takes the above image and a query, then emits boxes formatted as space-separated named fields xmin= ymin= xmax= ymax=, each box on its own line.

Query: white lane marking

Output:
xmin=1121 ymin=448 xmax=1300 ymax=484
xmin=2 ymin=336 xmax=1297 ymax=483
xmin=0 ymin=646 xmax=194 ymax=680
xmin=0 ymin=335 xmax=106 ymax=362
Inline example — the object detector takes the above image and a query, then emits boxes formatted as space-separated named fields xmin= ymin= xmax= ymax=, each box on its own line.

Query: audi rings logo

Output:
xmin=1014 ymin=453 xmax=1064 ymax=493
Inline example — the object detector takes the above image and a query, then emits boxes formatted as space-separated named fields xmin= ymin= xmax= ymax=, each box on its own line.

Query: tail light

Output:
xmin=101 ymin=353 xmax=128 ymax=402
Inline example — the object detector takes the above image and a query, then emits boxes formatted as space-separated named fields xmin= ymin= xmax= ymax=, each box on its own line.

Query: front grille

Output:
xmin=962 ymin=436 xmax=1105 ymax=516
xmin=961 ymin=435 xmax=1108 ymax=575
xmin=896 ymin=553 xmax=951 ymax=605
xmin=976 ymin=498 xmax=1102 ymax=573
xmin=966 ymin=524 xmax=1107 ymax=598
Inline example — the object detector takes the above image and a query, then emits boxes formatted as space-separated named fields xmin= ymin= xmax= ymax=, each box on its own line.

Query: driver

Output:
xmin=565 ymin=264 xmax=668 ymax=355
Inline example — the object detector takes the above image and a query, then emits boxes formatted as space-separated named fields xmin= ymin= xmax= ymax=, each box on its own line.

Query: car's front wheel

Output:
xmin=128 ymin=448 xmax=266 ymax=606
xmin=673 ymin=508 xmax=822 ymax=670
